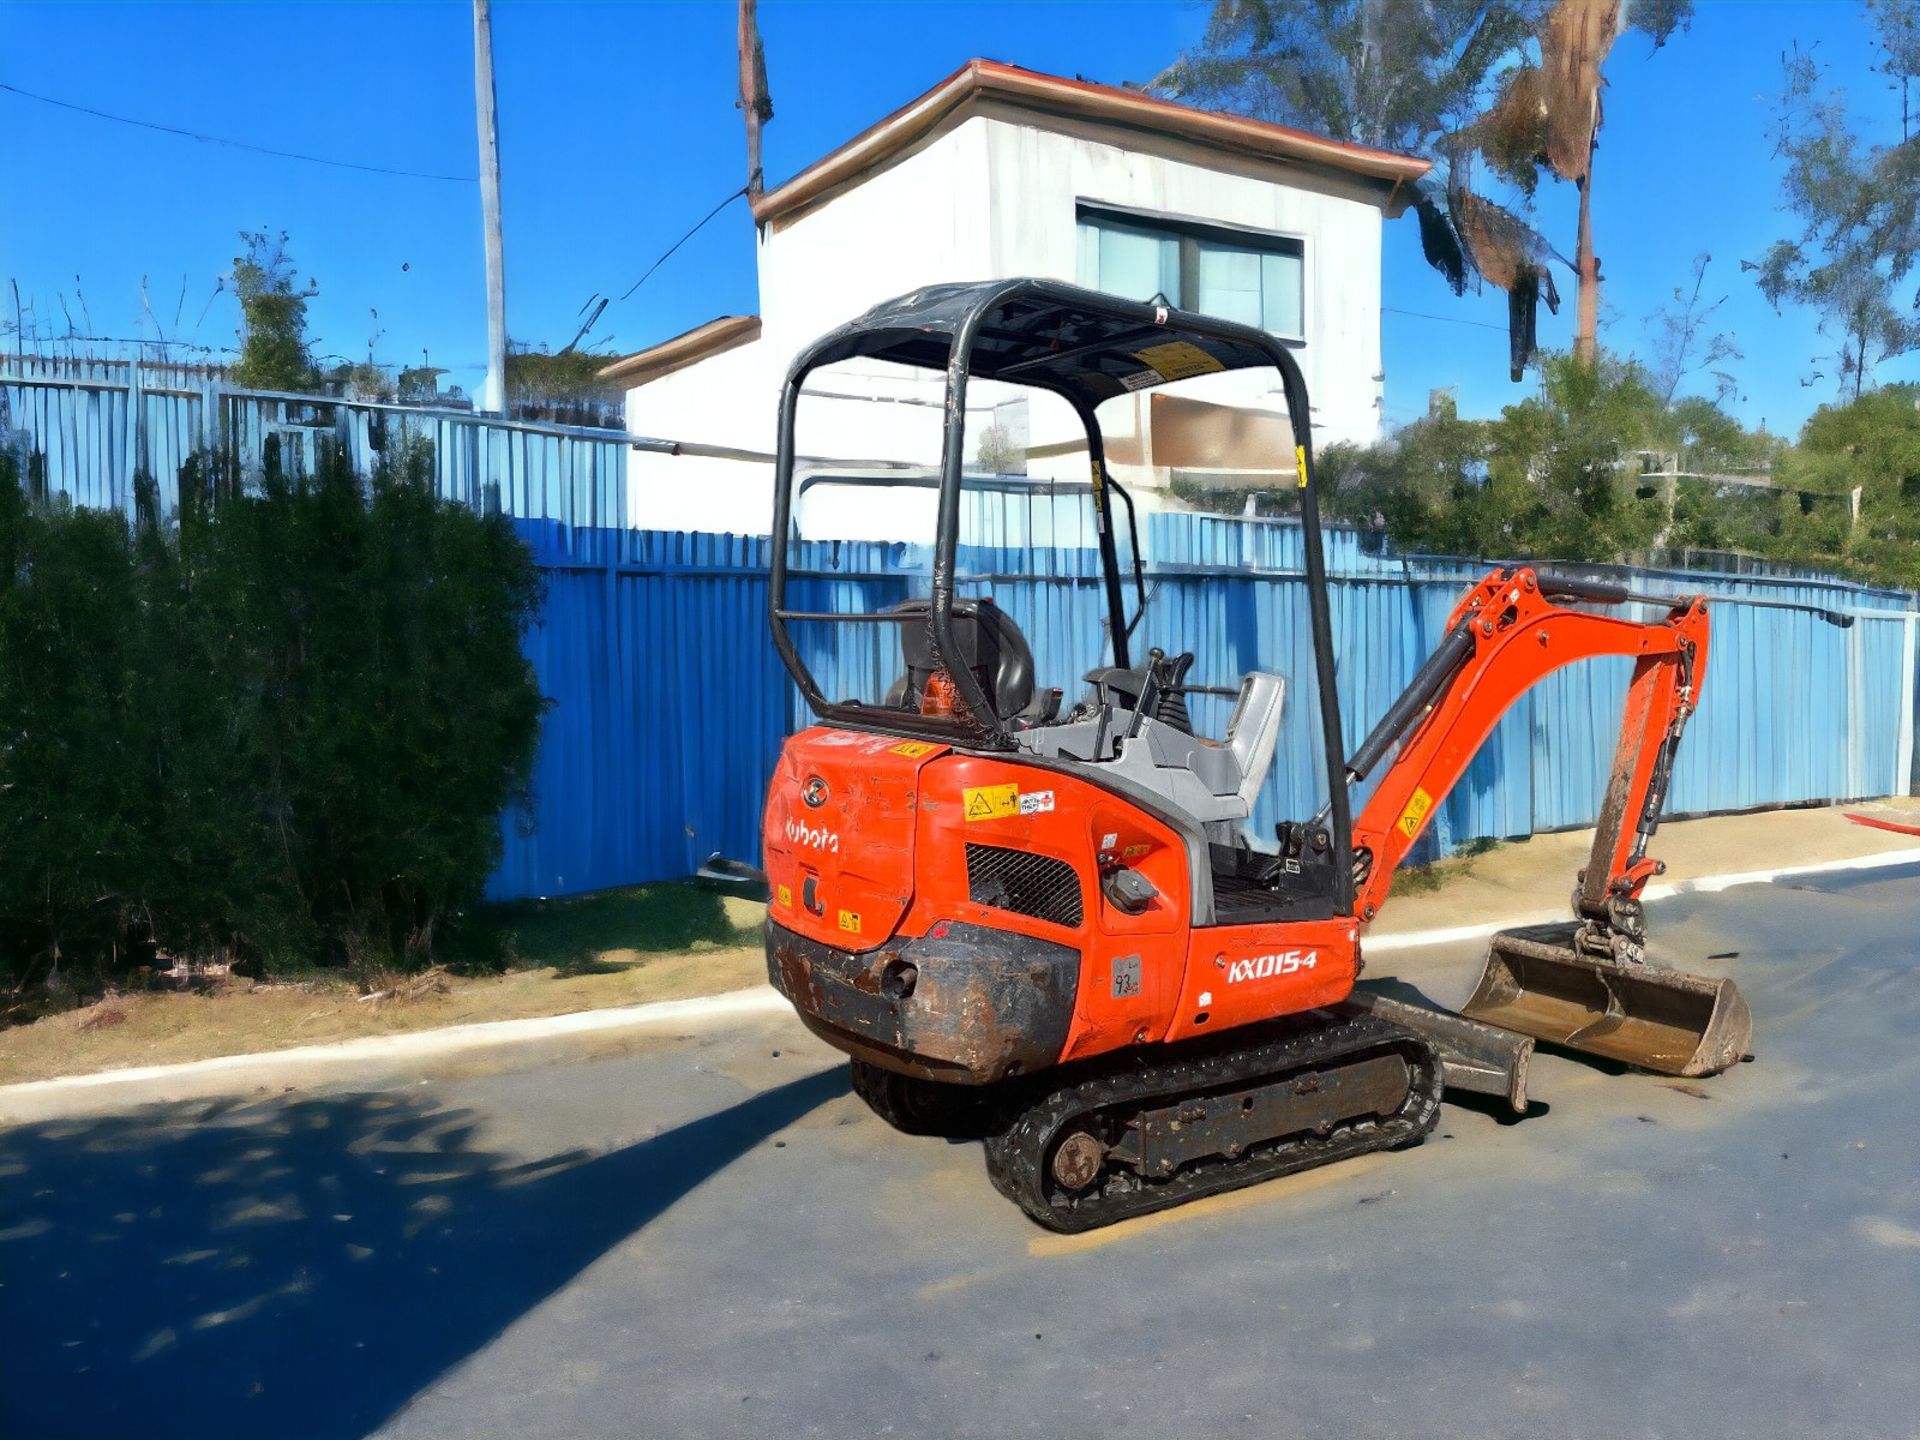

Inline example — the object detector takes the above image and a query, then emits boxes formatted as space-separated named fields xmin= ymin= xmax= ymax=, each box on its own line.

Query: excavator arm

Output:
xmin=1335 ymin=564 xmax=1758 ymax=1080
xmin=1348 ymin=566 xmax=1709 ymax=961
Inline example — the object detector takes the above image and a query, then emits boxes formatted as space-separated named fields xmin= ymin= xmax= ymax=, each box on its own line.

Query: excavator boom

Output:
xmin=1342 ymin=566 xmax=1750 ymax=1077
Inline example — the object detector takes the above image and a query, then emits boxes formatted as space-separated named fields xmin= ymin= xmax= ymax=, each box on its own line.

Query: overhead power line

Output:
xmin=0 ymin=80 xmax=477 ymax=183
xmin=1383 ymin=305 xmax=1510 ymax=335
xmin=618 ymin=187 xmax=748 ymax=302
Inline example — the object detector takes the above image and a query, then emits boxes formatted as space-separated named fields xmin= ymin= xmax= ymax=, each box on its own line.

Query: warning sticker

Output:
xmin=1294 ymin=443 xmax=1310 ymax=489
xmin=963 ymin=784 xmax=1056 ymax=821
xmin=776 ymin=883 xmax=792 ymax=909
xmin=963 ymin=783 xmax=1020 ymax=822
xmin=1396 ymin=786 xmax=1435 ymax=840
xmin=1128 ymin=339 xmax=1221 ymax=380
xmin=889 ymin=740 xmax=937 ymax=758
xmin=1131 ymin=340 xmax=1226 ymax=382
xmin=838 ymin=909 xmax=862 ymax=935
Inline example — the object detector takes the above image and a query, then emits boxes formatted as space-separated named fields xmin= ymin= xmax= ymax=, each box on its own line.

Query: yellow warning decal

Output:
xmin=963 ymin=783 xmax=1021 ymax=822
xmin=889 ymin=740 xmax=937 ymax=758
xmin=837 ymin=909 xmax=862 ymax=935
xmin=1295 ymin=443 xmax=1310 ymax=489
xmin=776 ymin=883 xmax=792 ymax=909
xmin=1396 ymin=787 xmax=1434 ymax=841
xmin=1089 ymin=458 xmax=1104 ymax=492
xmin=1131 ymin=341 xmax=1226 ymax=382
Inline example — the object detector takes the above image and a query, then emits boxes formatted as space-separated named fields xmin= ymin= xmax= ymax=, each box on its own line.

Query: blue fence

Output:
xmin=0 ymin=353 xmax=630 ymax=526
xmin=8 ymin=354 xmax=1914 ymax=902
xmin=492 ymin=510 xmax=1918 ymax=900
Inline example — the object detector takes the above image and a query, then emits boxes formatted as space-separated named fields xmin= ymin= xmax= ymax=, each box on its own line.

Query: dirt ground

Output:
xmin=0 ymin=911 xmax=766 ymax=1087
xmin=5 ymin=799 xmax=1916 ymax=1087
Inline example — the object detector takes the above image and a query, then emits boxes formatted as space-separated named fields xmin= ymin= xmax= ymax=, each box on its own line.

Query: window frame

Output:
xmin=1075 ymin=202 xmax=1308 ymax=346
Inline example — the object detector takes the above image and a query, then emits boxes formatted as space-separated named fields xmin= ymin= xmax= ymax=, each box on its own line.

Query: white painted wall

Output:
xmin=976 ymin=114 xmax=1385 ymax=453
xmin=624 ymin=112 xmax=1391 ymax=535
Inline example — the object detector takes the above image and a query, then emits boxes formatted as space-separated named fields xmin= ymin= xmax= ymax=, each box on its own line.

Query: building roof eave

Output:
xmin=597 ymin=315 xmax=762 ymax=388
xmin=750 ymin=59 xmax=1432 ymax=229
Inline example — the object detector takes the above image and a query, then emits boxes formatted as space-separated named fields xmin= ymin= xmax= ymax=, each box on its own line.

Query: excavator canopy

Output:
xmin=788 ymin=278 xmax=1287 ymax=407
xmin=766 ymin=278 xmax=1358 ymax=917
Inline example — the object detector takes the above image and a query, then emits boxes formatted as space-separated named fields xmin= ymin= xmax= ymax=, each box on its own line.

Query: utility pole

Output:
xmin=473 ymin=0 xmax=508 ymax=414
xmin=1563 ymin=0 xmax=1624 ymax=369
xmin=737 ymin=0 xmax=772 ymax=201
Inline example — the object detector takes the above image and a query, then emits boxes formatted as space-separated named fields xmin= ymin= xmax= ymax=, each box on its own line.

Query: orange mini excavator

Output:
xmin=755 ymin=280 xmax=1798 ymax=1232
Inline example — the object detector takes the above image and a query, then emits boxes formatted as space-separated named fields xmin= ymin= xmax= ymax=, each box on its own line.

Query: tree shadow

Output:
xmin=0 ymin=1066 xmax=846 ymax=1440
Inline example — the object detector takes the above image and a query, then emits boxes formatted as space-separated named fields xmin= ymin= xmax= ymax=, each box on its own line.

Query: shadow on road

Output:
xmin=0 ymin=1066 xmax=846 ymax=1440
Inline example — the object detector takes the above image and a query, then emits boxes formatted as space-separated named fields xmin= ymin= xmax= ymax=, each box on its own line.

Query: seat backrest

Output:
xmin=889 ymin=597 xmax=1035 ymax=720
xmin=1224 ymin=672 xmax=1287 ymax=813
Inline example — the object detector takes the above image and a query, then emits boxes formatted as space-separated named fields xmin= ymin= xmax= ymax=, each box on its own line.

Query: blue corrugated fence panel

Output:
xmin=485 ymin=517 xmax=1915 ymax=898
xmin=6 ymin=362 xmax=1913 ymax=900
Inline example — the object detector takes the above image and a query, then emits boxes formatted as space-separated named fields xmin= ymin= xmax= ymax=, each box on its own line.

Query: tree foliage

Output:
xmin=230 ymin=231 xmax=320 ymax=393
xmin=1776 ymin=384 xmax=1920 ymax=583
xmin=1158 ymin=0 xmax=1690 ymax=374
xmin=504 ymin=344 xmax=624 ymax=427
xmin=1754 ymin=8 xmax=1920 ymax=399
xmin=1309 ymin=355 xmax=1920 ymax=589
xmin=1157 ymin=0 xmax=1549 ymax=327
xmin=1321 ymin=351 xmax=1669 ymax=559
xmin=0 ymin=443 xmax=547 ymax=990
xmin=1156 ymin=0 xmax=1543 ymax=155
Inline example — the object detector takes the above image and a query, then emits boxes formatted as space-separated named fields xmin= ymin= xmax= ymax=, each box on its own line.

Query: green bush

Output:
xmin=1780 ymin=385 xmax=1920 ymax=586
xmin=1323 ymin=353 xmax=1671 ymax=563
xmin=0 ymin=441 xmax=545 ymax=989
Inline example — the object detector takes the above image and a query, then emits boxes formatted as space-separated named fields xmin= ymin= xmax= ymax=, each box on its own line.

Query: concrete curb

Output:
xmin=5 ymin=845 xmax=1916 ymax=1110
xmin=0 ymin=985 xmax=787 ymax=1107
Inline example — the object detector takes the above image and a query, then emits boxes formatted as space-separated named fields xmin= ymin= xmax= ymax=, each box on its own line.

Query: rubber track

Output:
xmin=850 ymin=1059 xmax=1006 ymax=1138
xmin=982 ymin=1011 xmax=1443 ymax=1233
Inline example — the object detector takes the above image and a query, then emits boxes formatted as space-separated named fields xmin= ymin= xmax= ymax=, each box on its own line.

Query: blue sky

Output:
xmin=1 ymin=0 xmax=1910 ymax=436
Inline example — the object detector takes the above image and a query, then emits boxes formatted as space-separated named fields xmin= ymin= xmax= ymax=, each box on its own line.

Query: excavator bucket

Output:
xmin=1461 ymin=924 xmax=1751 ymax=1078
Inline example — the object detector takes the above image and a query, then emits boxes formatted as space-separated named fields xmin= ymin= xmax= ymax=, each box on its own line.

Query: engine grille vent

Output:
xmin=965 ymin=844 xmax=1084 ymax=928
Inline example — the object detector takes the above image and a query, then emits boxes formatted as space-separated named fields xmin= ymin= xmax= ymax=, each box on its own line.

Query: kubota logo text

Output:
xmin=1225 ymin=949 xmax=1317 ymax=984
xmin=784 ymin=818 xmax=840 ymax=853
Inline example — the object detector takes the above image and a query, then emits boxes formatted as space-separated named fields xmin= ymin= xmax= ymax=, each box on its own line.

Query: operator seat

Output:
xmin=886 ymin=597 xmax=1036 ymax=721
xmin=1015 ymin=667 xmax=1288 ymax=831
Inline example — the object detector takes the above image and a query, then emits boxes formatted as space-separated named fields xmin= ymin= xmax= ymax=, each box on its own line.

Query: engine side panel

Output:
xmin=903 ymin=752 xmax=1194 ymax=1063
xmin=763 ymin=728 xmax=1362 ymax=1079
xmin=1167 ymin=917 xmax=1360 ymax=1044
xmin=763 ymin=727 xmax=949 ymax=952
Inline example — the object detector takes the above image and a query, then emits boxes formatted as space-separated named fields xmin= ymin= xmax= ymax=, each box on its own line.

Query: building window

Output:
xmin=1075 ymin=205 xmax=1305 ymax=341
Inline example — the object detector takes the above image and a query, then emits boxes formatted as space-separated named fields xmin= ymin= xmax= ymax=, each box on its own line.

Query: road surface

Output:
xmin=4 ymin=865 xmax=1919 ymax=1439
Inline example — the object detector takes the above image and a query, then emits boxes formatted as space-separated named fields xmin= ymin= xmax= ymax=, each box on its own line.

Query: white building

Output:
xmin=602 ymin=60 xmax=1428 ymax=538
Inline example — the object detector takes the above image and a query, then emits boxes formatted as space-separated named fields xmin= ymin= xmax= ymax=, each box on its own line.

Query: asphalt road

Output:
xmin=5 ymin=865 xmax=1919 ymax=1440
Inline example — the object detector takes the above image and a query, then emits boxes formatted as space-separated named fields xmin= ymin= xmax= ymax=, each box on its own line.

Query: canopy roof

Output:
xmin=792 ymin=278 xmax=1287 ymax=408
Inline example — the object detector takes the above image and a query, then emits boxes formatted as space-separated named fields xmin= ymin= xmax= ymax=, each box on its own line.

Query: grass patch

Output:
xmin=0 ymin=881 xmax=774 ymax=1085
xmin=1391 ymin=837 xmax=1512 ymax=896
xmin=1393 ymin=864 xmax=1447 ymax=895
xmin=488 ymin=882 xmax=765 ymax=970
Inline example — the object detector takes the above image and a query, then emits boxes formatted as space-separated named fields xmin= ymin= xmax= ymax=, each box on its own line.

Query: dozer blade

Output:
xmin=1460 ymin=923 xmax=1751 ymax=1078
xmin=1342 ymin=983 xmax=1534 ymax=1114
